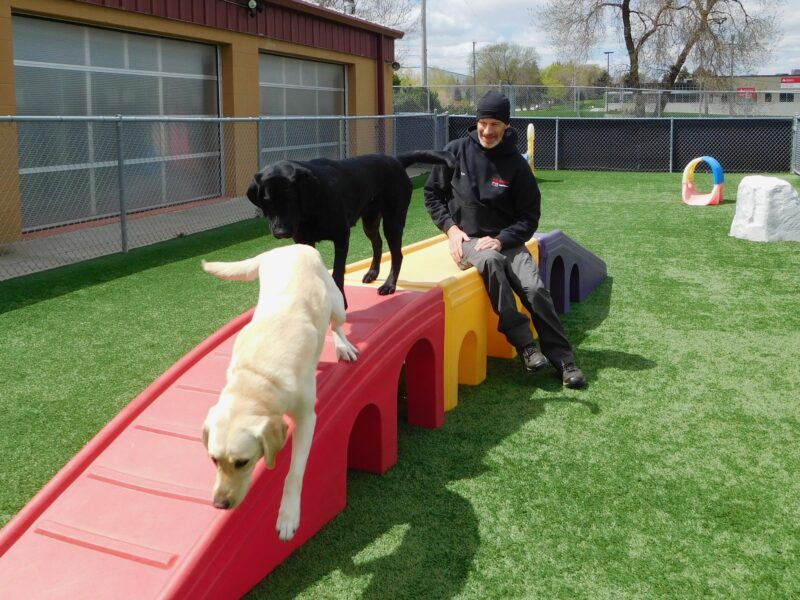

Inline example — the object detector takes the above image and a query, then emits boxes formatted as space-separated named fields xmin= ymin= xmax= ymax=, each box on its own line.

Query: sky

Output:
xmin=394 ymin=0 xmax=800 ymax=80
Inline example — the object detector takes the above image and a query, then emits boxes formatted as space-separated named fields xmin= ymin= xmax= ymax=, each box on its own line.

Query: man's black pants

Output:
xmin=460 ymin=239 xmax=574 ymax=368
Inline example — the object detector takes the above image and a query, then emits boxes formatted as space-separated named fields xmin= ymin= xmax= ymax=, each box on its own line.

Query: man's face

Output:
xmin=477 ymin=118 xmax=509 ymax=149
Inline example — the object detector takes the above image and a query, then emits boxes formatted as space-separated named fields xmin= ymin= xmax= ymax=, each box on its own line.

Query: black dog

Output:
xmin=246 ymin=151 xmax=455 ymax=306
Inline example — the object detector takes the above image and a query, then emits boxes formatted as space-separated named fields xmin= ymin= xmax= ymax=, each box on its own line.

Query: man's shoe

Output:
xmin=519 ymin=344 xmax=548 ymax=373
xmin=560 ymin=362 xmax=586 ymax=389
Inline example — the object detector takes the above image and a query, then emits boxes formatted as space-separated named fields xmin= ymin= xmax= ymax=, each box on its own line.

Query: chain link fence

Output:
xmin=0 ymin=114 xmax=444 ymax=281
xmin=1 ymin=110 xmax=795 ymax=280
xmin=395 ymin=85 xmax=800 ymax=119
xmin=447 ymin=116 xmax=794 ymax=173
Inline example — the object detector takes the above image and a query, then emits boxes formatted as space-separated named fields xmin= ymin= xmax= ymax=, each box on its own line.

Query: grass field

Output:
xmin=1 ymin=170 xmax=799 ymax=598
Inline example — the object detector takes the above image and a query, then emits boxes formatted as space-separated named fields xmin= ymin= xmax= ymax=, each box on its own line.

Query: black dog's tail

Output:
xmin=396 ymin=150 xmax=456 ymax=170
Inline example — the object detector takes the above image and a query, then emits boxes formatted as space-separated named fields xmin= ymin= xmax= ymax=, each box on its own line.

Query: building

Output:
xmin=0 ymin=0 xmax=403 ymax=243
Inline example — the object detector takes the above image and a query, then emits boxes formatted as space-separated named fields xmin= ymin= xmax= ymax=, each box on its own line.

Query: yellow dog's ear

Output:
xmin=260 ymin=417 xmax=288 ymax=469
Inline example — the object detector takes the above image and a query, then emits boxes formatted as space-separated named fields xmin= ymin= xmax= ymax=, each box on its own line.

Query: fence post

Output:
xmin=217 ymin=119 xmax=227 ymax=196
xmin=669 ymin=118 xmax=674 ymax=173
xmin=792 ymin=116 xmax=798 ymax=175
xmin=256 ymin=117 xmax=263 ymax=171
xmin=433 ymin=114 xmax=438 ymax=150
xmin=115 ymin=115 xmax=129 ymax=253
xmin=392 ymin=115 xmax=397 ymax=156
xmin=339 ymin=116 xmax=345 ymax=159
xmin=554 ymin=118 xmax=560 ymax=171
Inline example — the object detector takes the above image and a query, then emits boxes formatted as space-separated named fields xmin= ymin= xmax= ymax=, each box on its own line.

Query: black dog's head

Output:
xmin=246 ymin=161 xmax=319 ymax=240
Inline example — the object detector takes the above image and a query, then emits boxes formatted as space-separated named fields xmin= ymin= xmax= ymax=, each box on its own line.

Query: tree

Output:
xmin=316 ymin=0 xmax=418 ymax=32
xmin=540 ymin=62 xmax=604 ymax=96
xmin=539 ymin=0 xmax=780 ymax=112
xmin=470 ymin=43 xmax=540 ymax=86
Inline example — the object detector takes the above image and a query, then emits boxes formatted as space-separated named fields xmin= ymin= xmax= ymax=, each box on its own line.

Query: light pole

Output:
xmin=421 ymin=0 xmax=427 ymax=87
xmin=604 ymin=51 xmax=613 ymax=111
xmin=473 ymin=41 xmax=477 ymax=111
xmin=728 ymin=34 xmax=736 ymax=115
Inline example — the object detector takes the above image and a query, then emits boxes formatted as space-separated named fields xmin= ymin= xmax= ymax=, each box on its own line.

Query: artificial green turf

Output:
xmin=1 ymin=171 xmax=799 ymax=598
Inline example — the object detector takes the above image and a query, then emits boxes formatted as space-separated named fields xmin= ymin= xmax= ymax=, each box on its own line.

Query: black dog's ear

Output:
xmin=292 ymin=166 xmax=319 ymax=215
xmin=246 ymin=174 xmax=262 ymax=208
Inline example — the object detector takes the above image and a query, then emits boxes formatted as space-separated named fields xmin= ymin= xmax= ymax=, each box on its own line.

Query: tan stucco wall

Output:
xmin=1 ymin=0 xmax=394 ymax=240
xmin=0 ymin=0 xmax=20 ymax=243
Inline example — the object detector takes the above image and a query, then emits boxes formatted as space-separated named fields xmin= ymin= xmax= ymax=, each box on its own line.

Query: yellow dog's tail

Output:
xmin=201 ymin=254 xmax=264 ymax=281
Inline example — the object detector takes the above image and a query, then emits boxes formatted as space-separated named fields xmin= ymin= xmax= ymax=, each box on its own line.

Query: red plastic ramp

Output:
xmin=0 ymin=285 xmax=444 ymax=599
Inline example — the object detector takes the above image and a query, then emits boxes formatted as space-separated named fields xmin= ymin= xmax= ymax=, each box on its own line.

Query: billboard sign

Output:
xmin=737 ymin=87 xmax=756 ymax=99
xmin=780 ymin=76 xmax=800 ymax=89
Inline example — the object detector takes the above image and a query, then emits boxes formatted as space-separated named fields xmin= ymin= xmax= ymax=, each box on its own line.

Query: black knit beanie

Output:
xmin=476 ymin=90 xmax=510 ymax=123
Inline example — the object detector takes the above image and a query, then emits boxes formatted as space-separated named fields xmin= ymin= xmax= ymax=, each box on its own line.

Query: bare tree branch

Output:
xmin=539 ymin=0 xmax=782 ymax=93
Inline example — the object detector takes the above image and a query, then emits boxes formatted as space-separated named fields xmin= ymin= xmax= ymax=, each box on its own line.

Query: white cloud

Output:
xmin=395 ymin=0 xmax=800 ymax=77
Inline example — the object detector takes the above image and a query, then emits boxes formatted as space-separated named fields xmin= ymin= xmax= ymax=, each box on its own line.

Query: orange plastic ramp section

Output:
xmin=0 ymin=285 xmax=444 ymax=599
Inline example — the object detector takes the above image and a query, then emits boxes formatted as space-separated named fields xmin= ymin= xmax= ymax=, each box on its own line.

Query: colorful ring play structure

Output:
xmin=682 ymin=155 xmax=724 ymax=205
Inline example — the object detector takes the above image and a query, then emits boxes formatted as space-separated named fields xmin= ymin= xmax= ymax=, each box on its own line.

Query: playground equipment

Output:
xmin=0 ymin=233 xmax=606 ymax=598
xmin=527 ymin=123 xmax=535 ymax=174
xmin=346 ymin=232 xmax=606 ymax=410
xmin=534 ymin=230 xmax=608 ymax=315
xmin=0 ymin=286 xmax=444 ymax=599
xmin=682 ymin=155 xmax=724 ymax=205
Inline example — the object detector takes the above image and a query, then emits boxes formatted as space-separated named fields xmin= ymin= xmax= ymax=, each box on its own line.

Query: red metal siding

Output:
xmin=73 ymin=0 xmax=396 ymax=60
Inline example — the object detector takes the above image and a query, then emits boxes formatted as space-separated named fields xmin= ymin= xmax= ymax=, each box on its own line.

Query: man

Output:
xmin=424 ymin=90 xmax=586 ymax=389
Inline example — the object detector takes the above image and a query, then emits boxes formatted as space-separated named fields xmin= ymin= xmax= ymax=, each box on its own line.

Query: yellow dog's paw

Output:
xmin=276 ymin=500 xmax=301 ymax=541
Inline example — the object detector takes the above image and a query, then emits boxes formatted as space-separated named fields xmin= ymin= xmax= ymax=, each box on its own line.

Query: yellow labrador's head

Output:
xmin=202 ymin=402 xmax=288 ymax=510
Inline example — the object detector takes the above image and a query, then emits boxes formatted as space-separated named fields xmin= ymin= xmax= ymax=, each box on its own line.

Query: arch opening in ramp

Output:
xmin=550 ymin=256 xmax=566 ymax=314
xmin=347 ymin=404 xmax=385 ymax=474
xmin=404 ymin=337 xmax=440 ymax=428
xmin=457 ymin=330 xmax=480 ymax=385
xmin=570 ymin=264 xmax=580 ymax=305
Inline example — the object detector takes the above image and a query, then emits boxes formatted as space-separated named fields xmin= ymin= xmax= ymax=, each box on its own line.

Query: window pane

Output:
xmin=16 ymin=122 xmax=90 ymax=169
xmin=301 ymin=61 xmax=317 ymax=86
xmin=160 ymin=38 xmax=216 ymax=76
xmin=20 ymin=169 xmax=93 ymax=229
xmin=318 ymin=90 xmax=343 ymax=115
xmin=15 ymin=66 xmax=88 ymax=116
xmin=128 ymin=34 xmax=160 ymax=71
xmin=261 ymin=88 xmax=285 ymax=115
xmin=162 ymin=77 xmax=217 ymax=115
xmin=91 ymin=72 xmax=160 ymax=115
xmin=260 ymin=55 xmax=284 ymax=84
xmin=285 ymin=88 xmax=316 ymax=116
xmin=317 ymin=63 xmax=343 ymax=89
xmin=13 ymin=16 xmax=86 ymax=66
xmin=166 ymin=156 xmax=220 ymax=203
xmin=89 ymin=27 xmax=125 ymax=68
xmin=283 ymin=56 xmax=303 ymax=85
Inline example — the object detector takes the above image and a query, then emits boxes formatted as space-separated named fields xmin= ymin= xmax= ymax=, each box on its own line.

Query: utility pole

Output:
xmin=729 ymin=34 xmax=735 ymax=115
xmin=604 ymin=51 xmax=613 ymax=112
xmin=421 ymin=0 xmax=427 ymax=87
xmin=472 ymin=41 xmax=477 ymax=110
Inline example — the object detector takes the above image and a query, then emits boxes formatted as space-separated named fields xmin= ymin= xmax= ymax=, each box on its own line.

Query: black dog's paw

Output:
xmin=362 ymin=269 xmax=379 ymax=284
xmin=377 ymin=282 xmax=396 ymax=295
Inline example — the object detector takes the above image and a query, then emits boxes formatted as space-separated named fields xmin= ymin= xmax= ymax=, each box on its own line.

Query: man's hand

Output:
xmin=473 ymin=236 xmax=501 ymax=252
xmin=446 ymin=225 xmax=470 ymax=263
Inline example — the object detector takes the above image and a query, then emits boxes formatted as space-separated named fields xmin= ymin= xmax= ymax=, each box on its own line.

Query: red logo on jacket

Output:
xmin=491 ymin=177 xmax=510 ymax=188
